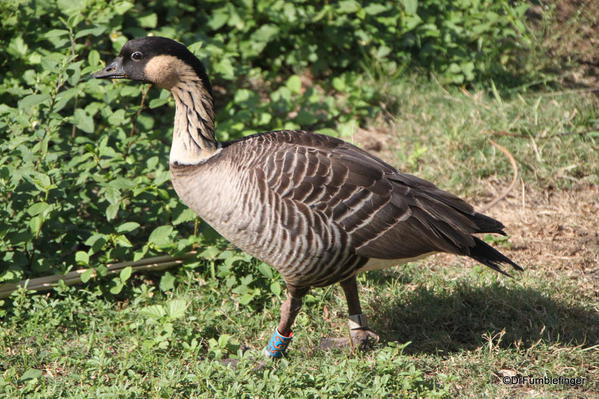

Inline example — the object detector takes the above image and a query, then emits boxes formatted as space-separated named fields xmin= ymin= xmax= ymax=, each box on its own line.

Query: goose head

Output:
xmin=94 ymin=36 xmax=218 ymax=164
xmin=93 ymin=36 xmax=212 ymax=94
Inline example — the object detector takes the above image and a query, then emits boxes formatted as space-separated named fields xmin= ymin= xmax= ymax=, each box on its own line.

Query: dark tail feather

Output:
xmin=470 ymin=212 xmax=507 ymax=235
xmin=469 ymin=236 xmax=523 ymax=277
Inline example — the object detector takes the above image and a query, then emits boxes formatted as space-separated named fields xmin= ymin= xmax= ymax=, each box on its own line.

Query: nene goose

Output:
xmin=94 ymin=37 xmax=522 ymax=358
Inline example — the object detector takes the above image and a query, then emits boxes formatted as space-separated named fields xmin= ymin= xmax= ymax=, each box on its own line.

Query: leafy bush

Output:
xmin=0 ymin=0 xmax=537 ymax=283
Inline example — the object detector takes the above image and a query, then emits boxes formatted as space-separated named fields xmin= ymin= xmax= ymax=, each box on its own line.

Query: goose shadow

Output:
xmin=363 ymin=273 xmax=599 ymax=354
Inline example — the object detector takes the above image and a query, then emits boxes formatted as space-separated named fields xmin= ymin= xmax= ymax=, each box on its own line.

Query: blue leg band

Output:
xmin=263 ymin=329 xmax=293 ymax=358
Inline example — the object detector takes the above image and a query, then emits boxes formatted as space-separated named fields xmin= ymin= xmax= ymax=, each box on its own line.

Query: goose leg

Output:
xmin=263 ymin=284 xmax=308 ymax=358
xmin=340 ymin=276 xmax=380 ymax=348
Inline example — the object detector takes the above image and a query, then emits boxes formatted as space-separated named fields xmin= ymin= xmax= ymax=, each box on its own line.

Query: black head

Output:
xmin=93 ymin=36 xmax=211 ymax=93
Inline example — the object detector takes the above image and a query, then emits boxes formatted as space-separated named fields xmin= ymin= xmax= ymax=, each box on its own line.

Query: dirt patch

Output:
xmin=351 ymin=127 xmax=397 ymax=161
xmin=474 ymin=182 xmax=598 ymax=285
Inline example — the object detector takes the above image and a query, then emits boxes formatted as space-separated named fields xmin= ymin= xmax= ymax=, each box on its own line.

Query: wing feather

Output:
xmin=225 ymin=130 xmax=519 ymax=279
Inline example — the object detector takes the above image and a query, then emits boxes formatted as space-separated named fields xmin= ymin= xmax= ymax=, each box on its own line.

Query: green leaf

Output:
xmin=338 ymin=0 xmax=360 ymax=13
xmin=166 ymin=299 xmax=188 ymax=319
xmin=138 ymin=13 xmax=157 ymax=28
xmin=148 ymin=225 xmax=173 ymax=247
xmin=27 ymin=202 xmax=51 ymax=217
xmin=253 ymin=24 xmax=279 ymax=42
xmin=88 ymin=50 xmax=100 ymax=69
xmin=159 ymin=272 xmax=176 ymax=292
xmin=109 ymin=281 xmax=124 ymax=294
xmin=364 ymin=4 xmax=387 ymax=15
xmin=20 ymin=369 xmax=43 ymax=381
xmin=28 ymin=216 xmax=43 ymax=236
xmin=257 ymin=263 xmax=273 ymax=279
xmin=105 ymin=203 xmax=119 ymax=221
xmin=119 ymin=266 xmax=132 ymax=282
xmin=45 ymin=29 xmax=69 ymax=39
xmin=73 ymin=109 xmax=94 ymax=133
xmin=110 ymin=177 xmax=135 ymax=191
xmin=376 ymin=45 xmax=391 ymax=58
xmin=8 ymin=36 xmax=28 ymax=58
xmin=199 ymin=246 xmax=220 ymax=259
xmin=234 ymin=89 xmax=251 ymax=103
xmin=85 ymin=234 xmax=107 ymax=253
xmin=116 ymin=222 xmax=140 ymax=233
xmin=140 ymin=304 xmax=166 ymax=319
xmin=54 ymin=88 xmax=78 ymax=113
xmin=115 ymin=235 xmax=132 ymax=248
xmin=104 ymin=187 xmax=121 ymax=206
xmin=286 ymin=75 xmax=302 ymax=94
xmin=238 ymin=294 xmax=253 ymax=305
xmin=113 ymin=1 xmax=134 ymax=14
xmin=173 ymin=208 xmax=197 ymax=225
xmin=332 ymin=77 xmax=346 ymax=91
xmin=270 ymin=281 xmax=282 ymax=296
xmin=27 ymin=173 xmax=52 ymax=191
xmin=19 ymin=94 xmax=50 ymax=110
xmin=400 ymin=0 xmax=418 ymax=14
xmin=207 ymin=12 xmax=228 ymax=30
xmin=80 ymin=269 xmax=94 ymax=283
xmin=75 ymin=251 xmax=89 ymax=265
xmin=214 ymin=58 xmax=234 ymax=79
xmin=149 ymin=98 xmax=169 ymax=109
xmin=75 ymin=26 xmax=106 ymax=39
xmin=57 ymin=0 xmax=85 ymax=15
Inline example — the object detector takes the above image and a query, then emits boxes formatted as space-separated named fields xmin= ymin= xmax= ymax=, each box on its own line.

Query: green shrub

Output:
xmin=0 ymin=0 xmax=538 ymax=283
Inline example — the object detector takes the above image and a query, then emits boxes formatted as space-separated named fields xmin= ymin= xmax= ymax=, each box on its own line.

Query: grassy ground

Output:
xmin=353 ymin=80 xmax=598 ymax=194
xmin=1 ymin=79 xmax=597 ymax=398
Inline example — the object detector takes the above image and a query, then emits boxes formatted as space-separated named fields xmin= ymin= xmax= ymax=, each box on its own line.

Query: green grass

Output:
xmin=1 ymin=262 xmax=596 ymax=398
xmin=364 ymin=80 xmax=598 ymax=195
xmin=1 ymin=80 xmax=597 ymax=398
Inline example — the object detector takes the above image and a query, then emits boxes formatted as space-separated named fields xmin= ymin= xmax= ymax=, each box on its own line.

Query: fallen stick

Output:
xmin=0 ymin=251 xmax=197 ymax=299
xmin=479 ymin=139 xmax=519 ymax=213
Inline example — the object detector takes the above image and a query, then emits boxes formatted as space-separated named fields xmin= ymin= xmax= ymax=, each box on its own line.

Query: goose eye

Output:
xmin=131 ymin=51 xmax=143 ymax=61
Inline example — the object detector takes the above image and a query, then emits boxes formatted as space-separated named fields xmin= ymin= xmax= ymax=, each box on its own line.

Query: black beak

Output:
xmin=92 ymin=57 xmax=127 ymax=79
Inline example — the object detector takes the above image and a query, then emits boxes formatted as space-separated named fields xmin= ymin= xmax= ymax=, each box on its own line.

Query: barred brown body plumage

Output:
xmin=95 ymin=36 xmax=523 ymax=357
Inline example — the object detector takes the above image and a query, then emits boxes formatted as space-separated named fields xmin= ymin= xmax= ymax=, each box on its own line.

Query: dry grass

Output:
xmin=478 ymin=183 xmax=598 ymax=285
